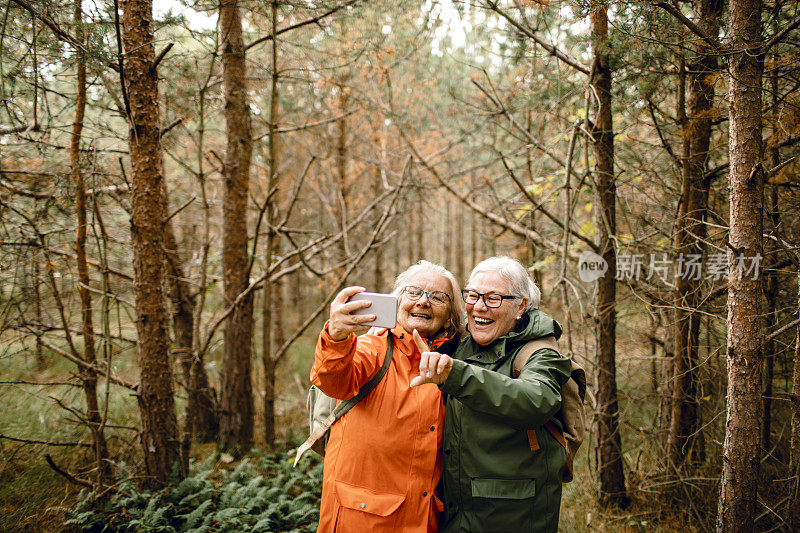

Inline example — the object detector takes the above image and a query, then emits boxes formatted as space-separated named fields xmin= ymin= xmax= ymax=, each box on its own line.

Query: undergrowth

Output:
xmin=60 ymin=450 xmax=323 ymax=532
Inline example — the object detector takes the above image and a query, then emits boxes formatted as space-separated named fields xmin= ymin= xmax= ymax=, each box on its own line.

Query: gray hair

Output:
xmin=468 ymin=256 xmax=541 ymax=311
xmin=392 ymin=260 xmax=466 ymax=335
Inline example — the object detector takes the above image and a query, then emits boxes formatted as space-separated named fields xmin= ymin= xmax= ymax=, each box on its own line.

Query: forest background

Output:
xmin=1 ymin=0 xmax=799 ymax=531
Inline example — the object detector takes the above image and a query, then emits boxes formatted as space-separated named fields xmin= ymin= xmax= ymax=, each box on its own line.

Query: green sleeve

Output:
xmin=441 ymin=349 xmax=572 ymax=429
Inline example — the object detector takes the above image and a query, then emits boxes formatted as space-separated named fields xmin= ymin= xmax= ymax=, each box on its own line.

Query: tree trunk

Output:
xmin=123 ymin=0 xmax=183 ymax=487
xmin=373 ymin=168 xmax=385 ymax=290
xmin=219 ymin=0 xmax=254 ymax=456
xmin=716 ymin=0 xmax=763 ymax=527
xmin=762 ymin=32 xmax=782 ymax=452
xmin=263 ymin=0 xmax=280 ymax=447
xmin=789 ymin=272 xmax=800 ymax=530
xmin=163 ymin=222 xmax=218 ymax=443
xmin=454 ymin=201 xmax=465 ymax=284
xmin=335 ymin=62 xmax=351 ymax=275
xmin=591 ymin=3 xmax=628 ymax=507
xmin=667 ymin=0 xmax=722 ymax=471
xmin=71 ymin=0 xmax=110 ymax=489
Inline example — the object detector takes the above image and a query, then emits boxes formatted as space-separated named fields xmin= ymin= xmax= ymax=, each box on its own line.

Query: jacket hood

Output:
xmin=511 ymin=309 xmax=563 ymax=343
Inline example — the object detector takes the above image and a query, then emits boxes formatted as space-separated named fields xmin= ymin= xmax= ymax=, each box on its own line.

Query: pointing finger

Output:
xmin=412 ymin=329 xmax=428 ymax=354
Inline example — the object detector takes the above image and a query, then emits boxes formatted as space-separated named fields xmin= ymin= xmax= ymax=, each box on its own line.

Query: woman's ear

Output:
xmin=518 ymin=298 xmax=528 ymax=316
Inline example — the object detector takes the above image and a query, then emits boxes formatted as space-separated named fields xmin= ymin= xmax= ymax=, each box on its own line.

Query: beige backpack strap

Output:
xmin=512 ymin=335 xmax=559 ymax=377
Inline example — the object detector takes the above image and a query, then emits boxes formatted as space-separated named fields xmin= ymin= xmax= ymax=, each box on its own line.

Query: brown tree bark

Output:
xmin=591 ymin=3 xmax=628 ymax=507
xmin=71 ymin=0 xmax=110 ymax=489
xmin=761 ymin=26 xmax=781 ymax=451
xmin=163 ymin=222 xmax=218 ymax=443
xmin=790 ymin=273 xmax=800 ymax=530
xmin=716 ymin=0 xmax=763 ymax=528
xmin=667 ymin=0 xmax=722 ymax=471
xmin=123 ymin=0 xmax=183 ymax=486
xmin=263 ymin=0 xmax=280 ymax=446
xmin=219 ymin=0 xmax=254 ymax=456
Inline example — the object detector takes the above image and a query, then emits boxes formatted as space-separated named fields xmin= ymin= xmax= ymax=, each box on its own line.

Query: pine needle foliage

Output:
xmin=61 ymin=450 xmax=323 ymax=532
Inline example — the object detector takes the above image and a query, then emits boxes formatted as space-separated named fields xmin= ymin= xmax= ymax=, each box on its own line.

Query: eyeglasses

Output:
xmin=402 ymin=286 xmax=452 ymax=306
xmin=461 ymin=289 xmax=520 ymax=308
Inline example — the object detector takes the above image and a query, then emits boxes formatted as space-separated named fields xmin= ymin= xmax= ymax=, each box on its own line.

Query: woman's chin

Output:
xmin=471 ymin=329 xmax=497 ymax=346
xmin=403 ymin=319 xmax=436 ymax=338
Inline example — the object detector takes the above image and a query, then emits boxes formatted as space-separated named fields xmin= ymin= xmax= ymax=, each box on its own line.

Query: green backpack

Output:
xmin=294 ymin=333 xmax=394 ymax=467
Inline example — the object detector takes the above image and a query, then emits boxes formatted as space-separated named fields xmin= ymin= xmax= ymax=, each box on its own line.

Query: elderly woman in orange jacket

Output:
xmin=311 ymin=260 xmax=465 ymax=532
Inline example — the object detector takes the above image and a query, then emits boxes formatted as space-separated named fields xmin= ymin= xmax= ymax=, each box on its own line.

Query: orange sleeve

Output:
xmin=310 ymin=321 xmax=384 ymax=400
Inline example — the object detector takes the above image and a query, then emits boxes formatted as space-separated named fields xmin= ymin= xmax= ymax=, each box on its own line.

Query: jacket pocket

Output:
xmin=471 ymin=477 xmax=535 ymax=499
xmin=334 ymin=480 xmax=406 ymax=516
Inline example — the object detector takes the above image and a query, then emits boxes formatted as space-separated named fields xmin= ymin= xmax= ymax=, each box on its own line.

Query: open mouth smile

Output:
xmin=411 ymin=313 xmax=432 ymax=319
xmin=473 ymin=317 xmax=494 ymax=325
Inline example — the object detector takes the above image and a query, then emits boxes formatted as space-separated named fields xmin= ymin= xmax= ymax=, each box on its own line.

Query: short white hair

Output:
xmin=468 ymin=256 xmax=541 ymax=311
xmin=392 ymin=260 xmax=466 ymax=334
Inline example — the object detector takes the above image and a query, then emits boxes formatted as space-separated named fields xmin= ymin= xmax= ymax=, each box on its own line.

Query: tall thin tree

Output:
xmin=591 ymin=1 xmax=628 ymax=507
xmin=122 ymin=0 xmax=184 ymax=485
xmin=716 ymin=0 xmax=764 ymax=528
xmin=219 ymin=0 xmax=255 ymax=455
xmin=667 ymin=0 xmax=723 ymax=470
xmin=71 ymin=0 xmax=110 ymax=489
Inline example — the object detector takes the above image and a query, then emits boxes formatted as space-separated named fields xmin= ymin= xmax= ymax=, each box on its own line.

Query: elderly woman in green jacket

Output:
xmin=411 ymin=256 xmax=571 ymax=533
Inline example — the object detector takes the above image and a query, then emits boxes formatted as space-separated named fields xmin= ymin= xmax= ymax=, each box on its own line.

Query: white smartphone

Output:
xmin=348 ymin=292 xmax=398 ymax=329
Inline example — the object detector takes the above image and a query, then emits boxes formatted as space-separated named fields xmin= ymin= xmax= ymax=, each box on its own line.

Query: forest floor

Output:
xmin=1 ymin=337 xmax=713 ymax=532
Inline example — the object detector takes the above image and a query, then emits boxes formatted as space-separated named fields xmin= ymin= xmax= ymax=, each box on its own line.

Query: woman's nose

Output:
xmin=417 ymin=296 xmax=431 ymax=306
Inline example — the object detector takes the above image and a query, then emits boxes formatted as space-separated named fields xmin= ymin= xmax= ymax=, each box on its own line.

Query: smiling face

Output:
xmin=466 ymin=271 xmax=527 ymax=346
xmin=396 ymin=271 xmax=453 ymax=340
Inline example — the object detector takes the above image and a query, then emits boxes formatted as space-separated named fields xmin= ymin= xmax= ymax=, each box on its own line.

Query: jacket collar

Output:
xmin=387 ymin=325 xmax=458 ymax=358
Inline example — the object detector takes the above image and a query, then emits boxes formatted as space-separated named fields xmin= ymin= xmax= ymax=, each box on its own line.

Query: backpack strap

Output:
xmin=332 ymin=332 xmax=394 ymax=419
xmin=512 ymin=335 xmax=560 ymax=377
xmin=293 ymin=333 xmax=394 ymax=466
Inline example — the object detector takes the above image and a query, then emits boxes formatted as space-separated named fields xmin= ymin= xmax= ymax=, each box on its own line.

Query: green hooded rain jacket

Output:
xmin=438 ymin=309 xmax=571 ymax=533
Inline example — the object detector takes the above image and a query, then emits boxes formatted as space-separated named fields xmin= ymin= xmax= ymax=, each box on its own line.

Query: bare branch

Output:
xmin=0 ymin=433 xmax=92 ymax=448
xmin=761 ymin=14 xmax=800 ymax=54
xmin=656 ymin=1 xmax=723 ymax=51
xmin=245 ymin=0 xmax=361 ymax=51
xmin=486 ymin=0 xmax=590 ymax=75
xmin=499 ymin=152 xmax=598 ymax=252
xmin=151 ymin=42 xmax=174 ymax=73
xmin=404 ymin=135 xmax=578 ymax=260
xmin=45 ymin=454 xmax=92 ymax=488
xmin=472 ymin=78 xmax=586 ymax=183
xmin=0 ymin=123 xmax=41 ymax=136
xmin=254 ymin=109 xmax=359 ymax=138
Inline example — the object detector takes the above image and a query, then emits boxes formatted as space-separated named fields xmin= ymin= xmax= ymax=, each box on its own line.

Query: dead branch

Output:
xmin=0 ymin=433 xmax=93 ymax=448
xmin=245 ymin=0 xmax=361 ymax=51
xmin=45 ymin=454 xmax=92 ymax=488
xmin=487 ymin=0 xmax=591 ymax=75
xmin=270 ymin=157 xmax=409 ymax=365
xmin=499 ymin=151 xmax=597 ymax=252
xmin=655 ymin=1 xmax=723 ymax=51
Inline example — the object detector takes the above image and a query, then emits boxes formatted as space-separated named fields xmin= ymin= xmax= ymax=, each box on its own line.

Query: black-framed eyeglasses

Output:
xmin=402 ymin=286 xmax=452 ymax=306
xmin=461 ymin=289 xmax=520 ymax=308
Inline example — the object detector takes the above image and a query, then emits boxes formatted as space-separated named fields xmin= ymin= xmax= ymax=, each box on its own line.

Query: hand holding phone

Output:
xmin=348 ymin=292 xmax=398 ymax=330
xmin=328 ymin=287 xmax=398 ymax=340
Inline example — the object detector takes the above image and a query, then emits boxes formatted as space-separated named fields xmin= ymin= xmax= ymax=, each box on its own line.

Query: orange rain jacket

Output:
xmin=311 ymin=323 xmax=456 ymax=533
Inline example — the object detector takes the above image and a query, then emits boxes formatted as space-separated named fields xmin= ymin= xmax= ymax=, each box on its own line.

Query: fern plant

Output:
xmin=61 ymin=449 xmax=323 ymax=532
